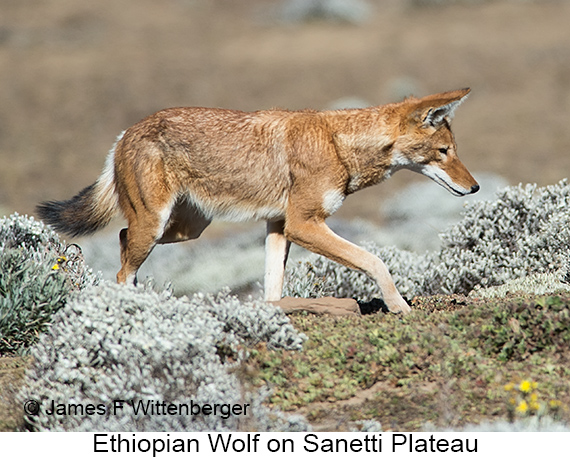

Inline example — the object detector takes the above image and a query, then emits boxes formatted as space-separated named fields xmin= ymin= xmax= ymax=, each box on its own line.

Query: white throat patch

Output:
xmin=322 ymin=189 xmax=345 ymax=216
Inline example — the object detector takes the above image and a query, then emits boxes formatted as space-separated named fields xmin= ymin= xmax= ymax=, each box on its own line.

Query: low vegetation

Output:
xmin=247 ymin=293 xmax=570 ymax=430
xmin=0 ymin=214 xmax=97 ymax=353
xmin=2 ymin=180 xmax=570 ymax=431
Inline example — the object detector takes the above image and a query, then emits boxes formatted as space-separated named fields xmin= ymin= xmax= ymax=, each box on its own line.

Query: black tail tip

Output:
xmin=35 ymin=200 xmax=77 ymax=235
xmin=36 ymin=200 xmax=64 ymax=226
xmin=34 ymin=183 xmax=111 ymax=238
xmin=35 ymin=199 xmax=96 ymax=238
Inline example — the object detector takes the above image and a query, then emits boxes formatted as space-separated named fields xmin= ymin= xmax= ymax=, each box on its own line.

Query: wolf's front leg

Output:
xmin=284 ymin=217 xmax=411 ymax=315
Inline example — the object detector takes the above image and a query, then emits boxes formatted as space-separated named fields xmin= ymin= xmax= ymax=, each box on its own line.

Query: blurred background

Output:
xmin=1 ymin=0 xmax=569 ymax=294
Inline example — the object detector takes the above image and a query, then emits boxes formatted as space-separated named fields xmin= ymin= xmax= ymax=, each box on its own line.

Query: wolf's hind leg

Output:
xmin=264 ymin=220 xmax=291 ymax=301
xmin=117 ymin=221 xmax=159 ymax=284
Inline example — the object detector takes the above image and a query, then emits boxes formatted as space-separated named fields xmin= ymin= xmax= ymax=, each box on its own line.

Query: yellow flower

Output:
xmin=504 ymin=382 xmax=515 ymax=392
xmin=519 ymin=380 xmax=532 ymax=393
xmin=549 ymin=400 xmax=562 ymax=409
xmin=52 ymin=256 xmax=67 ymax=271
xmin=516 ymin=400 xmax=528 ymax=414
xmin=529 ymin=401 xmax=540 ymax=412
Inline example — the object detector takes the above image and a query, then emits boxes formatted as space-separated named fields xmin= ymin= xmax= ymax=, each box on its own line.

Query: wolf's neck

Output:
xmin=327 ymin=108 xmax=399 ymax=193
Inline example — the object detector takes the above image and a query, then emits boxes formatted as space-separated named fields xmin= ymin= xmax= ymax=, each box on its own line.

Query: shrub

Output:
xmin=430 ymin=181 xmax=570 ymax=295
xmin=469 ymin=273 xmax=570 ymax=299
xmin=18 ymin=282 xmax=308 ymax=431
xmin=0 ymin=214 xmax=97 ymax=353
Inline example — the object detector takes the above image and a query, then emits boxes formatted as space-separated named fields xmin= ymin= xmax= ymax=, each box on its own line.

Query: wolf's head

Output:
xmin=393 ymin=88 xmax=479 ymax=196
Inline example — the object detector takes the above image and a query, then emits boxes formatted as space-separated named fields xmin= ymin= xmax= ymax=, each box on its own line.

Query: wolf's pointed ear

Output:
xmin=423 ymin=100 xmax=464 ymax=127
xmin=410 ymin=88 xmax=471 ymax=128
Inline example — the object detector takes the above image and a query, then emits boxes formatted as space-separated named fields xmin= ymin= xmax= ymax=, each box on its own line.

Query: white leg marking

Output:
xmin=264 ymin=220 xmax=290 ymax=301
xmin=126 ymin=272 xmax=137 ymax=285
xmin=155 ymin=201 xmax=175 ymax=241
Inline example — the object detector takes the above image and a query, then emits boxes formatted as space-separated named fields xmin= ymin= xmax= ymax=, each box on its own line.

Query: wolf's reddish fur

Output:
xmin=37 ymin=89 xmax=478 ymax=314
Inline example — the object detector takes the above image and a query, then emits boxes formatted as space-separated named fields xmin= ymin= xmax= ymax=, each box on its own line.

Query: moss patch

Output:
xmin=245 ymin=293 xmax=570 ymax=431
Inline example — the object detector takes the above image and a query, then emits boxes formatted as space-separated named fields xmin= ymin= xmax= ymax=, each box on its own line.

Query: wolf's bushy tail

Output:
xmin=36 ymin=176 xmax=119 ymax=238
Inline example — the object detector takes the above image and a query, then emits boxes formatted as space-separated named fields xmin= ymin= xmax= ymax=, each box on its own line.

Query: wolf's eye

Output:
xmin=438 ymin=147 xmax=449 ymax=155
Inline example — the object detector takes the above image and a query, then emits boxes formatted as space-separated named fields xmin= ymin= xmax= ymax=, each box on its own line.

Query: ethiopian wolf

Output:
xmin=37 ymin=88 xmax=479 ymax=314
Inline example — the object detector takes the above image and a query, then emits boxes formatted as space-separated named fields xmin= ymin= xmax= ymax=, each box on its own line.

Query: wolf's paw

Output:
xmin=385 ymin=296 xmax=412 ymax=315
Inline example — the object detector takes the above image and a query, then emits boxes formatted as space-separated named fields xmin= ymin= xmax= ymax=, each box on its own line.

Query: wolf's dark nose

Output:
xmin=471 ymin=184 xmax=480 ymax=194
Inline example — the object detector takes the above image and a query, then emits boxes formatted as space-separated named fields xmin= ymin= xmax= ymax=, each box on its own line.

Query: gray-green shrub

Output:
xmin=19 ymin=282 xmax=308 ymax=431
xmin=432 ymin=180 xmax=570 ymax=294
xmin=0 ymin=214 xmax=97 ymax=353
